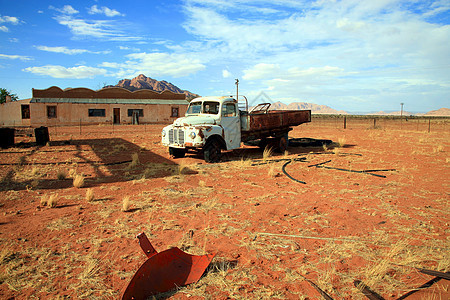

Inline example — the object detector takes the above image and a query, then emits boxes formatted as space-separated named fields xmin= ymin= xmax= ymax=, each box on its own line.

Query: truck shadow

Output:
xmin=0 ymin=138 xmax=188 ymax=191
xmin=223 ymin=137 xmax=356 ymax=162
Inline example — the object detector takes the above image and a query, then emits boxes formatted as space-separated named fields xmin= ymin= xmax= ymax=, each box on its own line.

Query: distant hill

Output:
xmin=371 ymin=111 xmax=414 ymax=116
xmin=269 ymin=101 xmax=348 ymax=114
xmin=423 ymin=108 xmax=450 ymax=116
xmin=106 ymin=74 xmax=199 ymax=100
xmin=369 ymin=108 xmax=449 ymax=116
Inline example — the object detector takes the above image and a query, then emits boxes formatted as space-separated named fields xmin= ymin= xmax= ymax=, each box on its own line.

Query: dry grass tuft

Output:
xmin=47 ymin=194 xmax=58 ymax=208
xmin=73 ymin=174 xmax=85 ymax=188
xmin=177 ymin=160 xmax=190 ymax=175
xmin=338 ymin=137 xmax=346 ymax=147
xmin=85 ymin=188 xmax=95 ymax=202
xmin=433 ymin=145 xmax=444 ymax=153
xmin=128 ymin=153 xmax=140 ymax=169
xmin=122 ymin=196 xmax=131 ymax=212
xmin=40 ymin=194 xmax=48 ymax=206
xmin=233 ymin=157 xmax=253 ymax=168
xmin=56 ymin=169 xmax=67 ymax=180
xmin=262 ymin=146 xmax=273 ymax=162
xmin=268 ymin=164 xmax=276 ymax=177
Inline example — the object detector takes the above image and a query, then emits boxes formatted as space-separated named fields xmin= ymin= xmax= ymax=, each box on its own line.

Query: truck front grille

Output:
xmin=168 ymin=128 xmax=185 ymax=144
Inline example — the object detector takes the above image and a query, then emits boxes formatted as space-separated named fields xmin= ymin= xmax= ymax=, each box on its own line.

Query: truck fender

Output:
xmin=205 ymin=135 xmax=226 ymax=150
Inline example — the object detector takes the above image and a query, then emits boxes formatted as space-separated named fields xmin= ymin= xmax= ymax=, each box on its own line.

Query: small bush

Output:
xmin=40 ymin=194 xmax=48 ymax=206
xmin=122 ymin=196 xmax=131 ymax=212
xmin=85 ymin=188 xmax=95 ymax=202
xmin=57 ymin=170 xmax=67 ymax=180
xmin=47 ymin=194 xmax=58 ymax=208
xmin=262 ymin=146 xmax=273 ymax=162
xmin=128 ymin=153 xmax=140 ymax=169
xmin=73 ymin=174 xmax=85 ymax=188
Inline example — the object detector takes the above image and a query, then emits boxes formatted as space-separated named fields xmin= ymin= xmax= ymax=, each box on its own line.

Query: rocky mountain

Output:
xmin=107 ymin=74 xmax=199 ymax=100
xmin=269 ymin=101 xmax=348 ymax=114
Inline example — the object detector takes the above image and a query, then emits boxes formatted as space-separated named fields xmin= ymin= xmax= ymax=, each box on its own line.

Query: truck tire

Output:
xmin=277 ymin=135 xmax=288 ymax=153
xmin=169 ymin=147 xmax=186 ymax=158
xmin=204 ymin=139 xmax=221 ymax=163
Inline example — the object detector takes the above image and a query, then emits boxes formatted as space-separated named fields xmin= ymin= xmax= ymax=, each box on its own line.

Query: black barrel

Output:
xmin=0 ymin=128 xmax=15 ymax=148
xmin=35 ymin=126 xmax=49 ymax=146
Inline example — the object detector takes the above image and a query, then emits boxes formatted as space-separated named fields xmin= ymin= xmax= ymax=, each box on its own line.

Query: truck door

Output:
xmin=221 ymin=102 xmax=241 ymax=149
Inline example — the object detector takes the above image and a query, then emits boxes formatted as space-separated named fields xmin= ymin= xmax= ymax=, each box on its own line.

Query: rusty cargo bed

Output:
xmin=240 ymin=109 xmax=311 ymax=142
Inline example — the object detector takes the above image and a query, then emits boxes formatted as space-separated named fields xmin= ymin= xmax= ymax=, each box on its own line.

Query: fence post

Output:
xmin=343 ymin=116 xmax=347 ymax=129
xmin=428 ymin=118 xmax=431 ymax=133
xmin=79 ymin=119 xmax=82 ymax=135
xmin=373 ymin=118 xmax=376 ymax=129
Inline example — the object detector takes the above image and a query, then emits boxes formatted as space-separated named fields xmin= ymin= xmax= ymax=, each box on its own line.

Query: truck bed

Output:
xmin=240 ymin=109 xmax=311 ymax=141
xmin=241 ymin=110 xmax=311 ymax=131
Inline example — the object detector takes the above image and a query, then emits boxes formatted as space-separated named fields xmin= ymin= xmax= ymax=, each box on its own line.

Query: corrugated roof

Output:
xmin=30 ymin=98 xmax=188 ymax=105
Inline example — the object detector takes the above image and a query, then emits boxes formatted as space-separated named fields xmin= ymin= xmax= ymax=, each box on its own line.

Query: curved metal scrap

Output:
xmin=122 ymin=232 xmax=215 ymax=300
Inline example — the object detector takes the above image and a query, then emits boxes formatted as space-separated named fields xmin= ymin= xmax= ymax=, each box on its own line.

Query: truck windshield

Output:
xmin=186 ymin=101 xmax=220 ymax=115
xmin=186 ymin=102 xmax=202 ymax=115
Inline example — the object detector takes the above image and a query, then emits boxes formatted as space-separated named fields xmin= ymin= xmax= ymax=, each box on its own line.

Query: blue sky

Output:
xmin=1 ymin=0 xmax=449 ymax=113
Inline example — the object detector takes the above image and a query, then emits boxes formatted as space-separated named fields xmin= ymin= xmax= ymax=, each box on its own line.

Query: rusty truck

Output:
xmin=161 ymin=96 xmax=311 ymax=162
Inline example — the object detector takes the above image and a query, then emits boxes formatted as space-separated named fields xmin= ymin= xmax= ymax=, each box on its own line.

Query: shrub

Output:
xmin=85 ymin=188 xmax=95 ymax=202
xmin=73 ymin=174 xmax=85 ymax=188
xmin=47 ymin=194 xmax=58 ymax=208
xmin=122 ymin=196 xmax=130 ymax=212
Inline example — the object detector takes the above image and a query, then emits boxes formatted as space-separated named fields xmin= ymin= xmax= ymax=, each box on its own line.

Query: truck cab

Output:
xmin=161 ymin=96 xmax=241 ymax=162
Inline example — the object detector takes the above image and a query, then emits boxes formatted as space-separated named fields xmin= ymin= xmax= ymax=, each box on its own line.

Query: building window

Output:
xmin=171 ymin=107 xmax=179 ymax=117
xmin=127 ymin=109 xmax=144 ymax=117
xmin=47 ymin=106 xmax=57 ymax=118
xmin=21 ymin=105 xmax=30 ymax=119
xmin=88 ymin=109 xmax=106 ymax=117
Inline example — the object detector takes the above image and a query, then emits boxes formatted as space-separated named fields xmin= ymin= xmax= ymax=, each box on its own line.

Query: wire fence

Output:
xmin=305 ymin=115 xmax=449 ymax=133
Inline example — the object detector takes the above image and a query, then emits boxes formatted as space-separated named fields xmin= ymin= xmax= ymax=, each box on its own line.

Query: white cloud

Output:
xmin=88 ymin=5 xmax=124 ymax=17
xmin=24 ymin=65 xmax=107 ymax=79
xmin=0 ymin=15 xmax=19 ymax=25
xmin=35 ymin=45 xmax=110 ymax=55
xmin=243 ymin=63 xmax=280 ymax=80
xmin=0 ymin=15 xmax=20 ymax=32
xmin=180 ymin=0 xmax=450 ymax=111
xmin=55 ymin=15 xmax=141 ymax=41
xmin=0 ymin=54 xmax=32 ymax=61
xmin=50 ymin=5 xmax=79 ymax=15
xmin=222 ymin=69 xmax=231 ymax=78
xmin=101 ymin=52 xmax=205 ymax=78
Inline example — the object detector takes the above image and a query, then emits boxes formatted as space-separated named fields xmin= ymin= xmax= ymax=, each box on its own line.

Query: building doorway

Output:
xmin=113 ymin=108 xmax=120 ymax=124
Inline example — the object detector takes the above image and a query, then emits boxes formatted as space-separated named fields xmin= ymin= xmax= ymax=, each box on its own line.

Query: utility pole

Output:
xmin=400 ymin=103 xmax=404 ymax=129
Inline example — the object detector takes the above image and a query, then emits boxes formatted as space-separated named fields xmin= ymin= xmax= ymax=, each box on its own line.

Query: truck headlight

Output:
xmin=189 ymin=131 xmax=196 ymax=139
xmin=162 ymin=129 xmax=166 ymax=137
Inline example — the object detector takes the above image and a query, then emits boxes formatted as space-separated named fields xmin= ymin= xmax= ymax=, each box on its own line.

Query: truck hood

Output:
xmin=174 ymin=116 xmax=217 ymax=126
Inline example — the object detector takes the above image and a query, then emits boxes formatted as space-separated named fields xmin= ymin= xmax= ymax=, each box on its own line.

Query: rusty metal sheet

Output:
xmin=122 ymin=233 xmax=215 ymax=300
xmin=137 ymin=232 xmax=157 ymax=258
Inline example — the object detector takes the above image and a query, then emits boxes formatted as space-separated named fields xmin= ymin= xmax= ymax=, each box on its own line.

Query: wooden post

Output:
xmin=343 ymin=116 xmax=347 ymax=129
xmin=373 ymin=118 xmax=376 ymax=129
xmin=428 ymin=118 xmax=431 ymax=133
xmin=79 ymin=119 xmax=82 ymax=135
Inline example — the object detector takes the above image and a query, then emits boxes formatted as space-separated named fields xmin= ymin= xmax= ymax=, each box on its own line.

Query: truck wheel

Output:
xmin=169 ymin=147 xmax=186 ymax=158
xmin=204 ymin=139 xmax=221 ymax=163
xmin=276 ymin=135 xmax=288 ymax=153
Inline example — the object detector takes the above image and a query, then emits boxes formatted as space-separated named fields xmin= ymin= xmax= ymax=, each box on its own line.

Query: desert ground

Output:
xmin=0 ymin=116 xmax=449 ymax=299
